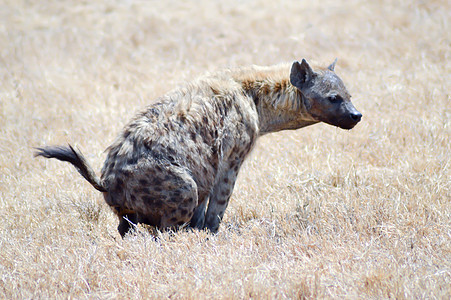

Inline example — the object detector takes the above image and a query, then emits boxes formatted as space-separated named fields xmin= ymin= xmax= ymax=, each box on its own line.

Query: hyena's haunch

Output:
xmin=36 ymin=59 xmax=362 ymax=237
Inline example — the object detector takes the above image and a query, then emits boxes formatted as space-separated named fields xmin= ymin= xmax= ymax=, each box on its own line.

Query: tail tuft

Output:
xmin=35 ymin=144 xmax=107 ymax=192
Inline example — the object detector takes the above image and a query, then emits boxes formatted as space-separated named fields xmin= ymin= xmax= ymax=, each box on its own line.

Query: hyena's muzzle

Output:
xmin=310 ymin=99 xmax=362 ymax=130
xmin=332 ymin=101 xmax=362 ymax=130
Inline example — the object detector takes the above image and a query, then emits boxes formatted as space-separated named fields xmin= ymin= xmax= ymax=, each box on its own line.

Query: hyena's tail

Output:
xmin=35 ymin=144 xmax=107 ymax=192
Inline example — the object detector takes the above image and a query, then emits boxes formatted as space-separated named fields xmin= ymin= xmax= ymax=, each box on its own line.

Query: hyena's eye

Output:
xmin=328 ymin=95 xmax=343 ymax=103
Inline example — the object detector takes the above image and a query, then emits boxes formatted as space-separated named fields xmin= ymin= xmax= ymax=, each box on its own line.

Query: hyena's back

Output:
xmin=100 ymin=77 xmax=258 ymax=235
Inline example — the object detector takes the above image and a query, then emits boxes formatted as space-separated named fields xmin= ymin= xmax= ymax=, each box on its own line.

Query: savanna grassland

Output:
xmin=0 ymin=0 xmax=449 ymax=298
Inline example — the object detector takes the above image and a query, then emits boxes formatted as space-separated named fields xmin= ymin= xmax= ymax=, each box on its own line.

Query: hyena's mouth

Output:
xmin=337 ymin=115 xmax=362 ymax=130
xmin=338 ymin=121 xmax=358 ymax=130
xmin=322 ymin=114 xmax=362 ymax=130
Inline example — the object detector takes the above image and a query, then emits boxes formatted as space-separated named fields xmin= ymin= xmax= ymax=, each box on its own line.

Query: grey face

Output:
xmin=290 ymin=59 xmax=362 ymax=130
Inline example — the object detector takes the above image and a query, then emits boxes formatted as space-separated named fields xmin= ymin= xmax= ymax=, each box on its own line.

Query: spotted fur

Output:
xmin=36 ymin=59 xmax=362 ymax=236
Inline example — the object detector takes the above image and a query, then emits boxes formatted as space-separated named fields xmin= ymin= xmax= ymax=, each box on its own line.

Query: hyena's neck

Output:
xmin=234 ymin=65 xmax=318 ymax=135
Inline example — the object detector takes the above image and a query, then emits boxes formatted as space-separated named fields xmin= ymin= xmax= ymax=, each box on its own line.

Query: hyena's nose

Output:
xmin=350 ymin=112 xmax=362 ymax=123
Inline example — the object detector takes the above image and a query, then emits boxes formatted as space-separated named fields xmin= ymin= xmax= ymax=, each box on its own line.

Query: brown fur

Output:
xmin=36 ymin=59 xmax=362 ymax=236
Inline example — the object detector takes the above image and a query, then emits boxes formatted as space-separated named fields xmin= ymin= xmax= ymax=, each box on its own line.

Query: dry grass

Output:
xmin=0 ymin=0 xmax=449 ymax=298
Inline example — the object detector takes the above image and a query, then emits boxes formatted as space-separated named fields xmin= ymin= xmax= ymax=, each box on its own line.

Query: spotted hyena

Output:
xmin=36 ymin=59 xmax=362 ymax=237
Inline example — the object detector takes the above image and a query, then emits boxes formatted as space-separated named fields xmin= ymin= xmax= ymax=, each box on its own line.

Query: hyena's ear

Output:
xmin=290 ymin=59 xmax=314 ymax=90
xmin=327 ymin=58 xmax=338 ymax=71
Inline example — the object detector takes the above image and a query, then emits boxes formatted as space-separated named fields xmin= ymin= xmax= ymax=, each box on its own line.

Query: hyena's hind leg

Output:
xmin=124 ymin=163 xmax=200 ymax=232
xmin=158 ymin=177 xmax=199 ymax=229
xmin=108 ymin=204 xmax=139 ymax=237
xmin=117 ymin=213 xmax=138 ymax=237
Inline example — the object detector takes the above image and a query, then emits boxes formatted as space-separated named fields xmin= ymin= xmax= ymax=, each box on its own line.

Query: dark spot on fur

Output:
xmin=123 ymin=130 xmax=131 ymax=139
xmin=281 ymin=79 xmax=288 ymax=89
xmin=177 ymin=221 xmax=185 ymax=226
xmin=178 ymin=112 xmax=186 ymax=122
xmin=115 ymin=179 xmax=124 ymax=191
xmin=180 ymin=209 xmax=188 ymax=216
xmin=211 ymin=157 xmax=219 ymax=170
xmin=216 ymin=104 xmax=224 ymax=116
xmin=223 ymin=178 xmax=229 ymax=184
xmin=139 ymin=179 xmax=148 ymax=185
xmin=118 ymin=169 xmax=130 ymax=176
xmin=170 ymin=217 xmax=179 ymax=222
xmin=254 ymin=95 xmax=259 ymax=106
xmin=147 ymin=107 xmax=160 ymax=117
xmin=159 ymin=194 xmax=168 ymax=202
xmin=217 ymin=200 xmax=227 ymax=205
xmin=174 ymin=119 xmax=184 ymax=128
xmin=138 ymin=187 xmax=150 ymax=194
xmin=167 ymin=147 xmax=175 ymax=155
xmin=242 ymin=79 xmax=254 ymax=92
xmin=201 ymin=132 xmax=211 ymax=144
xmin=190 ymin=131 xmax=197 ymax=141
xmin=202 ymin=166 xmax=209 ymax=175
xmin=150 ymin=152 xmax=164 ymax=162
xmin=133 ymin=139 xmax=139 ymax=152
xmin=143 ymin=195 xmax=153 ymax=203
xmin=169 ymin=197 xmax=180 ymax=204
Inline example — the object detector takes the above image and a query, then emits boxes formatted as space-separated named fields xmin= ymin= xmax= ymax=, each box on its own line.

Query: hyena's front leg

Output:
xmin=189 ymin=194 xmax=209 ymax=229
xmin=204 ymin=169 xmax=239 ymax=233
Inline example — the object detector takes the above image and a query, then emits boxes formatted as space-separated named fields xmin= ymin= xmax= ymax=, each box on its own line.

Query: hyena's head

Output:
xmin=290 ymin=59 xmax=362 ymax=130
